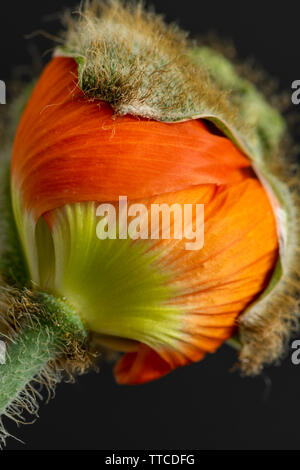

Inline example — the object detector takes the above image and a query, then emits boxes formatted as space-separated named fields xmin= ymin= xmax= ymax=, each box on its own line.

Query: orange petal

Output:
xmin=114 ymin=178 xmax=278 ymax=384
xmin=12 ymin=57 xmax=252 ymax=220
xmin=114 ymin=344 xmax=174 ymax=385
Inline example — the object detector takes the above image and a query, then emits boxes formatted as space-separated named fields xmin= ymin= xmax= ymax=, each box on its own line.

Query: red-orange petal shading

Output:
xmin=12 ymin=57 xmax=252 ymax=220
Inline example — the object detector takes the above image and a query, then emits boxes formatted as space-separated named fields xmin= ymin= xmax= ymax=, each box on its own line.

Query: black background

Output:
xmin=1 ymin=0 xmax=300 ymax=451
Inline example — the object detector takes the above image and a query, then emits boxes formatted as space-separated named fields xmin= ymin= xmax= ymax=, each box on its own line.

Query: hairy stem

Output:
xmin=0 ymin=291 xmax=89 ymax=445
xmin=0 ymin=324 xmax=59 ymax=416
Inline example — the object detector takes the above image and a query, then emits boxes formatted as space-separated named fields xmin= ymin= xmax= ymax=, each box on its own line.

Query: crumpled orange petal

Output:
xmin=115 ymin=344 xmax=172 ymax=385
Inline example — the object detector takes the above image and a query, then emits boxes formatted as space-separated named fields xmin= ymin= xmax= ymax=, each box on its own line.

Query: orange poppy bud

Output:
xmin=1 ymin=1 xmax=300 ymax=441
xmin=11 ymin=54 xmax=279 ymax=384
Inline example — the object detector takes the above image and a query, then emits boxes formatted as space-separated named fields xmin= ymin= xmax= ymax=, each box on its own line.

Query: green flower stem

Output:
xmin=0 ymin=292 xmax=88 ymax=429
xmin=0 ymin=323 xmax=59 ymax=415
